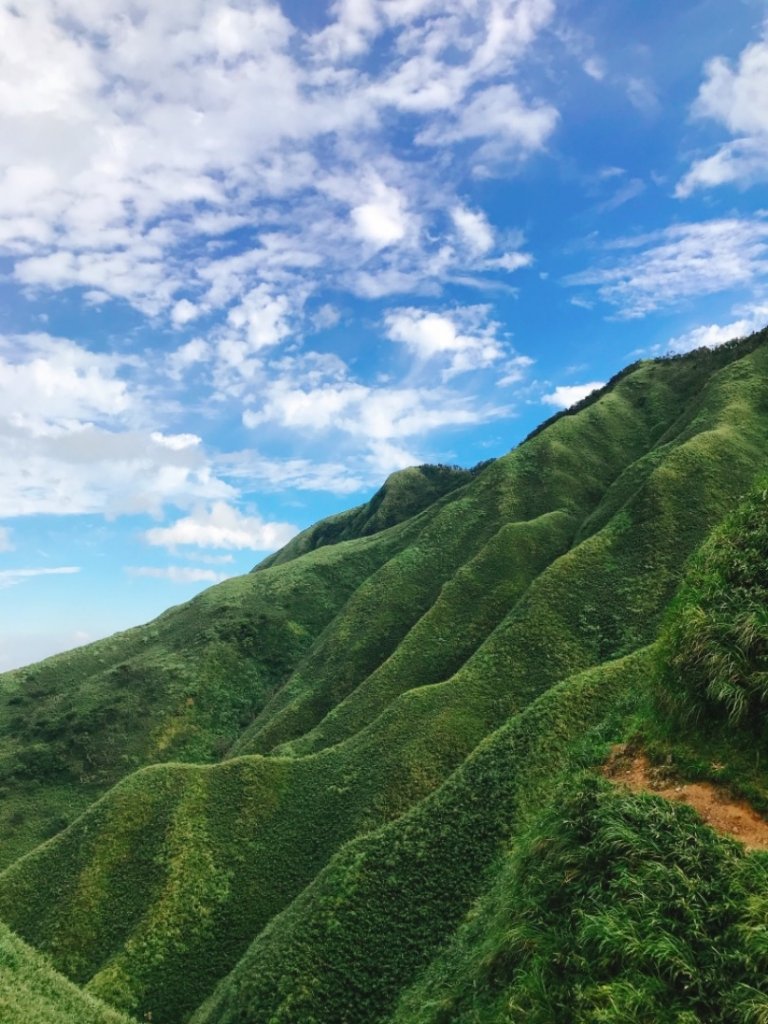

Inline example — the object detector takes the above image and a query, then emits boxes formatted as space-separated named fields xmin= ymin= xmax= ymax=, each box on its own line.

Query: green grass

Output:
xmin=1 ymin=330 xmax=768 ymax=1023
xmin=391 ymin=775 xmax=768 ymax=1024
xmin=0 ymin=917 xmax=130 ymax=1024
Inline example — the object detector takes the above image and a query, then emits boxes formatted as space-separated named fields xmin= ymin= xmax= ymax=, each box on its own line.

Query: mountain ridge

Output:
xmin=1 ymin=329 xmax=768 ymax=1022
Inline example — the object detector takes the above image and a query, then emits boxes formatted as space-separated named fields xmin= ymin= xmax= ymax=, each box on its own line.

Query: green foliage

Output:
xmin=661 ymin=476 xmax=768 ymax=731
xmin=392 ymin=776 xmax=768 ymax=1024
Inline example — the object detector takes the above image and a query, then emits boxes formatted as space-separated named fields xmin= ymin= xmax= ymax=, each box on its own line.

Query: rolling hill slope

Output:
xmin=1 ymin=330 xmax=768 ymax=1023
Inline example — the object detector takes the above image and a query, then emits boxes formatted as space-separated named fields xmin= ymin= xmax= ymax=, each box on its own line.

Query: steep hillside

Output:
xmin=1 ymin=331 xmax=768 ymax=1023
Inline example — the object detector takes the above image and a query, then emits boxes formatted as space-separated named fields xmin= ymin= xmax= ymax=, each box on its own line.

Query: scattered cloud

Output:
xmin=150 ymin=432 xmax=202 ymax=451
xmin=384 ymin=306 xmax=509 ymax=379
xmin=451 ymin=206 xmax=495 ymax=255
xmin=677 ymin=30 xmax=768 ymax=195
xmin=497 ymin=354 xmax=535 ymax=386
xmin=541 ymin=381 xmax=606 ymax=408
xmin=126 ymin=565 xmax=230 ymax=584
xmin=596 ymin=177 xmax=646 ymax=213
xmin=0 ymin=527 xmax=13 ymax=552
xmin=144 ymin=502 xmax=297 ymax=551
xmin=352 ymin=180 xmax=412 ymax=250
xmin=0 ymin=566 xmax=80 ymax=589
xmin=566 ymin=218 xmax=768 ymax=318
xmin=583 ymin=57 xmax=606 ymax=81
xmin=0 ymin=0 xmax=556 ymax=326
xmin=663 ymin=306 xmax=768 ymax=354
xmin=418 ymin=83 xmax=559 ymax=172
xmin=171 ymin=299 xmax=201 ymax=327
xmin=624 ymin=76 xmax=659 ymax=116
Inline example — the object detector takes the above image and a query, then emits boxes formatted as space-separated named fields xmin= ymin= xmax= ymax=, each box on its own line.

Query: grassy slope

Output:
xmin=0 ymin=507 xmax=424 ymax=867
xmin=191 ymin=650 xmax=649 ymax=1024
xmin=0 ymin=918 xmax=130 ymax=1024
xmin=1 ymin=333 xmax=768 ymax=1022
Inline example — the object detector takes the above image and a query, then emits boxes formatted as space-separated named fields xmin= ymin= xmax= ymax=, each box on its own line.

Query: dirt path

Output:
xmin=603 ymin=745 xmax=768 ymax=851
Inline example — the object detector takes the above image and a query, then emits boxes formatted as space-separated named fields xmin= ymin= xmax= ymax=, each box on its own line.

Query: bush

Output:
xmin=661 ymin=479 xmax=768 ymax=730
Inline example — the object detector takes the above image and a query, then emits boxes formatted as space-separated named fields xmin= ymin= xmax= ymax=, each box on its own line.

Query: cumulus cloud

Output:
xmin=0 ymin=333 xmax=236 ymax=518
xmin=243 ymin=378 xmax=505 ymax=440
xmin=677 ymin=30 xmax=768 ymax=196
xmin=352 ymin=180 xmax=412 ymax=249
xmin=171 ymin=299 xmax=201 ymax=327
xmin=663 ymin=306 xmax=768 ymax=355
xmin=541 ymin=382 xmax=606 ymax=408
xmin=0 ymin=333 xmax=136 ymax=428
xmin=384 ymin=306 xmax=507 ymax=378
xmin=144 ymin=502 xmax=297 ymax=551
xmin=150 ymin=432 xmax=202 ymax=451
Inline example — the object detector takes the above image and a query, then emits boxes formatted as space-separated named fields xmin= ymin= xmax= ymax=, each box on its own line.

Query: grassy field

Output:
xmin=1 ymin=330 xmax=767 ymax=1022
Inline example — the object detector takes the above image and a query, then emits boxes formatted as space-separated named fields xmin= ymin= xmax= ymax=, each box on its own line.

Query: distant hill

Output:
xmin=1 ymin=328 xmax=768 ymax=1023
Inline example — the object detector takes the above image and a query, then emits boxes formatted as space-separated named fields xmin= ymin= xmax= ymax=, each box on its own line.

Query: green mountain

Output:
xmin=2 ymin=330 xmax=768 ymax=1023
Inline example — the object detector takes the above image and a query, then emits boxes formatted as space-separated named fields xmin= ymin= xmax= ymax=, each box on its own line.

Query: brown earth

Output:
xmin=603 ymin=745 xmax=768 ymax=851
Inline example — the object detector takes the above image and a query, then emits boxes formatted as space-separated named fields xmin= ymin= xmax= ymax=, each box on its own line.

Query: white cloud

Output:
xmin=0 ymin=566 xmax=80 ymax=589
xmin=150 ymin=432 xmax=202 ymax=451
xmin=166 ymin=337 xmax=212 ymax=380
xmin=677 ymin=33 xmax=768 ymax=195
xmin=451 ymin=206 xmax=494 ymax=255
xmin=583 ymin=57 xmax=605 ymax=81
xmin=351 ymin=181 xmax=411 ymax=250
xmin=0 ymin=334 xmax=234 ymax=518
xmin=693 ymin=38 xmax=768 ymax=136
xmin=144 ymin=502 xmax=297 ymax=552
xmin=663 ymin=307 xmax=768 ymax=355
xmin=497 ymin=354 xmax=534 ymax=386
xmin=417 ymin=83 xmax=559 ymax=170
xmin=171 ymin=299 xmax=200 ymax=327
xmin=677 ymin=137 xmax=768 ymax=197
xmin=126 ymin=565 xmax=229 ymax=584
xmin=484 ymin=251 xmax=533 ymax=272
xmin=0 ymin=332 xmax=136 ymax=428
xmin=384 ymin=306 xmax=507 ymax=378
xmin=566 ymin=218 xmax=768 ymax=318
xmin=225 ymin=285 xmax=294 ymax=351
xmin=541 ymin=382 xmax=605 ymax=408
xmin=0 ymin=526 xmax=13 ymax=552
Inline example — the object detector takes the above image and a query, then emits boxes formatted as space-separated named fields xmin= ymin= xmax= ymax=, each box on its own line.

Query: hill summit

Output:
xmin=2 ymin=330 xmax=768 ymax=1023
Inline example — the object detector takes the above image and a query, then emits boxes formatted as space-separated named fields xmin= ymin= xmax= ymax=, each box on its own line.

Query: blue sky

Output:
xmin=1 ymin=0 xmax=768 ymax=670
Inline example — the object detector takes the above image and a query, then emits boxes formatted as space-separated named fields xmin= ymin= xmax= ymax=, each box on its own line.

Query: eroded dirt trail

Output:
xmin=604 ymin=746 xmax=768 ymax=851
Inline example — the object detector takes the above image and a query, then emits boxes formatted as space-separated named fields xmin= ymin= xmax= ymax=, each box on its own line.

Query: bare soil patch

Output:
xmin=603 ymin=745 xmax=768 ymax=851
